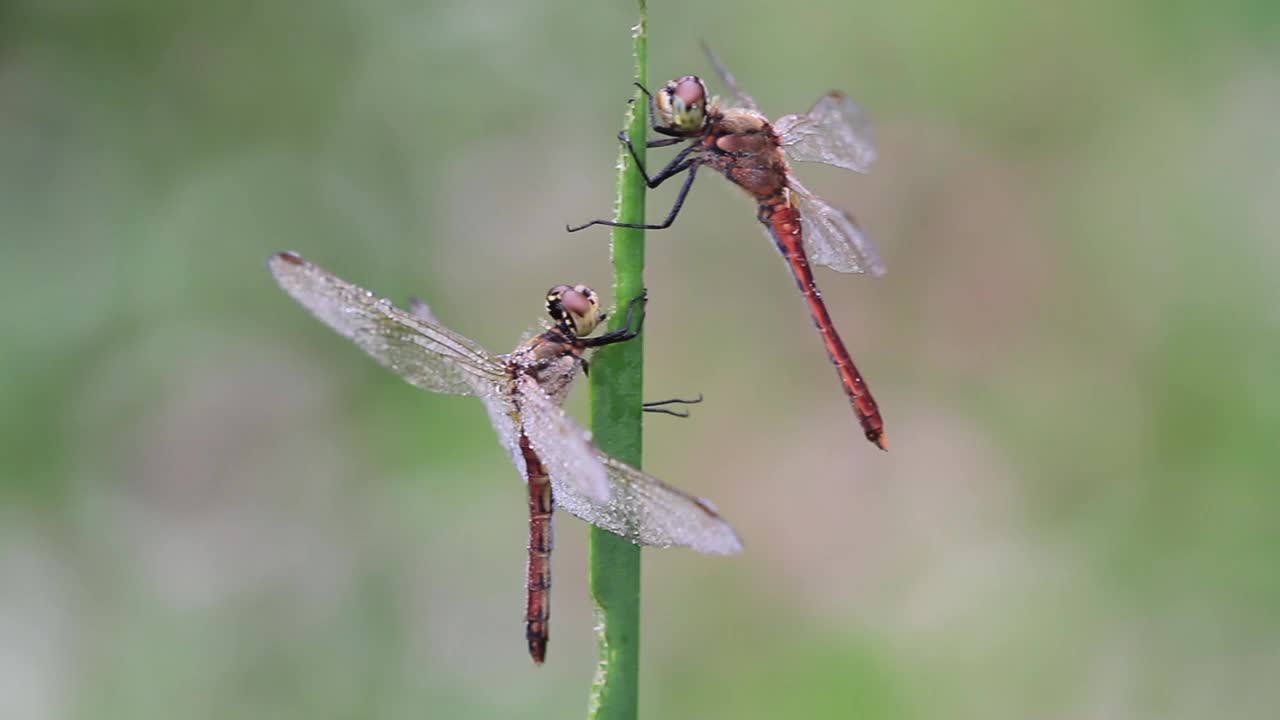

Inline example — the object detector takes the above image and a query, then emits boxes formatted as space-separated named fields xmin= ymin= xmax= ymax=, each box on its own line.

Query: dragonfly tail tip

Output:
xmin=527 ymin=640 xmax=547 ymax=665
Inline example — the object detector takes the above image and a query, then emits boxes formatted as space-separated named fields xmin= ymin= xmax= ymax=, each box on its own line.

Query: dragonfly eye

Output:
xmin=657 ymin=76 xmax=707 ymax=133
xmin=546 ymin=285 xmax=603 ymax=336
xmin=545 ymin=284 xmax=571 ymax=324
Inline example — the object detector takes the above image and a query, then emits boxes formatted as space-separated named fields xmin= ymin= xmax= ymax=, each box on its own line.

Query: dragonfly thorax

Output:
xmin=715 ymin=108 xmax=772 ymax=135
xmin=509 ymin=335 xmax=582 ymax=406
xmin=702 ymin=112 xmax=790 ymax=201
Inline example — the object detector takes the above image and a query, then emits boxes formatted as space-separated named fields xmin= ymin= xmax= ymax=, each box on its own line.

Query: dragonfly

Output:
xmin=268 ymin=251 xmax=742 ymax=664
xmin=569 ymin=44 xmax=889 ymax=450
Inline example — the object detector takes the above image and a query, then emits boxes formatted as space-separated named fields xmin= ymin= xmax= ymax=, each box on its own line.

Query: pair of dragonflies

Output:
xmin=270 ymin=45 xmax=886 ymax=664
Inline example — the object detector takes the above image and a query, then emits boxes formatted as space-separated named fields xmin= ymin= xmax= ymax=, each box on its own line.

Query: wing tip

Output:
xmin=270 ymin=250 xmax=305 ymax=267
xmin=679 ymin=527 xmax=744 ymax=556
xmin=268 ymin=251 xmax=308 ymax=281
xmin=692 ymin=496 xmax=745 ymax=555
xmin=857 ymin=149 xmax=878 ymax=174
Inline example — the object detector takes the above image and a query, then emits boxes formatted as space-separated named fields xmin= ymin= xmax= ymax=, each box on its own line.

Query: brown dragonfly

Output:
xmin=268 ymin=251 xmax=741 ymax=664
xmin=569 ymin=44 xmax=888 ymax=450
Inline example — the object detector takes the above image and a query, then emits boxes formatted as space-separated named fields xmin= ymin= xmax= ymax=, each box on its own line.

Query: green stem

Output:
xmin=587 ymin=2 xmax=647 ymax=719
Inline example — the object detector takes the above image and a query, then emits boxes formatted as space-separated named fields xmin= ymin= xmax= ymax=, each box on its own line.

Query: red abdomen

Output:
xmin=519 ymin=433 xmax=554 ymax=663
xmin=761 ymin=197 xmax=887 ymax=449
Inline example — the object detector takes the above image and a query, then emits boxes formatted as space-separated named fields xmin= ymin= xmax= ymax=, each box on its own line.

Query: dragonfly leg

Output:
xmin=620 ymin=141 xmax=697 ymax=188
xmin=642 ymin=406 xmax=689 ymax=418
xmin=583 ymin=291 xmax=647 ymax=347
xmin=635 ymin=81 xmax=657 ymax=123
xmin=566 ymin=162 xmax=699 ymax=233
xmin=641 ymin=393 xmax=704 ymax=418
xmin=643 ymin=393 xmax=703 ymax=407
xmin=647 ymin=137 xmax=684 ymax=148
xmin=613 ymin=129 xmax=685 ymax=188
xmin=617 ymin=129 xmax=683 ymax=151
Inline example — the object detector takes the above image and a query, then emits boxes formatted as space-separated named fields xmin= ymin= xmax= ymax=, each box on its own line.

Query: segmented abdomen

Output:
xmin=760 ymin=196 xmax=887 ymax=449
xmin=519 ymin=432 xmax=554 ymax=663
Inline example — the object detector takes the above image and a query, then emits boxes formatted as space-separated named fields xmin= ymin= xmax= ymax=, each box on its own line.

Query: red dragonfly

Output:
xmin=569 ymin=45 xmax=888 ymax=450
xmin=268 ymin=252 xmax=742 ymax=663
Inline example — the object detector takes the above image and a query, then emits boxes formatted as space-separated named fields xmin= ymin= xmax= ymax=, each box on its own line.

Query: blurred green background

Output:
xmin=3 ymin=0 xmax=1278 ymax=718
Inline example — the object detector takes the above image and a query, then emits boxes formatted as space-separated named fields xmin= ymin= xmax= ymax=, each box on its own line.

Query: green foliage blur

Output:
xmin=2 ymin=1 xmax=1277 ymax=718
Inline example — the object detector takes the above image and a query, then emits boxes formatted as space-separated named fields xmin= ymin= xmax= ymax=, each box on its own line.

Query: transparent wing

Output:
xmin=592 ymin=454 xmax=743 ymax=555
xmin=517 ymin=375 xmax=611 ymax=504
xmin=700 ymin=41 xmax=758 ymax=112
xmin=268 ymin=252 xmax=507 ymax=396
xmin=518 ymin=377 xmax=743 ymax=555
xmin=775 ymin=92 xmax=876 ymax=173
xmin=406 ymin=296 xmax=439 ymax=325
xmin=480 ymin=389 xmax=527 ymax=482
xmin=787 ymin=178 xmax=887 ymax=277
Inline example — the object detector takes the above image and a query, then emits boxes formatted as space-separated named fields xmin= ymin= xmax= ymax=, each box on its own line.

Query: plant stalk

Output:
xmin=587 ymin=2 xmax=647 ymax=718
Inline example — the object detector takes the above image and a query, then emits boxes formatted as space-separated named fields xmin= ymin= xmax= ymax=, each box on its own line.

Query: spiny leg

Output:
xmin=583 ymin=290 xmax=648 ymax=348
xmin=566 ymin=161 xmax=699 ymax=233
xmin=641 ymin=393 xmax=705 ymax=418
xmin=626 ymin=134 xmax=683 ymax=150
xmin=579 ymin=290 xmax=647 ymax=377
xmin=618 ymin=136 xmax=697 ymax=188
xmin=566 ymin=97 xmax=702 ymax=232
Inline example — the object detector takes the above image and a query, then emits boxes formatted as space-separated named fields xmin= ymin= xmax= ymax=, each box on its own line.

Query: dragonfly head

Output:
xmin=546 ymin=284 xmax=604 ymax=338
xmin=656 ymin=75 xmax=709 ymax=134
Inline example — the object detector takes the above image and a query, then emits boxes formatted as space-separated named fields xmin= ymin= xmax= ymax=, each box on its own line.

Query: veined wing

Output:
xmin=700 ymin=41 xmax=758 ymax=112
xmin=518 ymin=376 xmax=743 ymax=555
xmin=268 ymin=251 xmax=507 ymax=396
xmin=593 ymin=454 xmax=743 ymax=555
xmin=517 ymin=374 xmax=610 ymax=503
xmin=480 ymin=388 xmax=527 ymax=482
xmin=775 ymin=92 xmax=876 ymax=174
xmin=788 ymin=178 xmax=887 ymax=277
xmin=406 ymin=296 xmax=439 ymax=324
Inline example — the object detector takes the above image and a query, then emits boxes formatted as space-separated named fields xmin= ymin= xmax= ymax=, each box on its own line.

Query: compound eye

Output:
xmin=559 ymin=288 xmax=594 ymax=319
xmin=672 ymin=77 xmax=706 ymax=109
xmin=546 ymin=283 xmax=571 ymax=311
xmin=565 ymin=285 xmax=603 ymax=336
xmin=655 ymin=83 xmax=678 ymax=128
xmin=664 ymin=76 xmax=707 ymax=131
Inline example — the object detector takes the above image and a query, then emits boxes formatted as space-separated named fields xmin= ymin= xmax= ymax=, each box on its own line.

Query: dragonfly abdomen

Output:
xmin=761 ymin=197 xmax=888 ymax=450
xmin=520 ymin=432 xmax=554 ymax=664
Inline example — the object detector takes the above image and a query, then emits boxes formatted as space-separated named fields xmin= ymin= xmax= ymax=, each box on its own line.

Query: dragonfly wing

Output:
xmin=592 ymin=453 xmax=743 ymax=555
xmin=516 ymin=377 xmax=742 ymax=554
xmin=775 ymin=92 xmax=876 ymax=174
xmin=700 ymin=41 xmax=759 ymax=112
xmin=787 ymin=178 xmax=887 ymax=277
xmin=268 ymin=252 xmax=507 ymax=396
xmin=516 ymin=375 xmax=611 ymax=504
xmin=406 ymin=296 xmax=439 ymax=324
xmin=479 ymin=388 xmax=527 ymax=481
